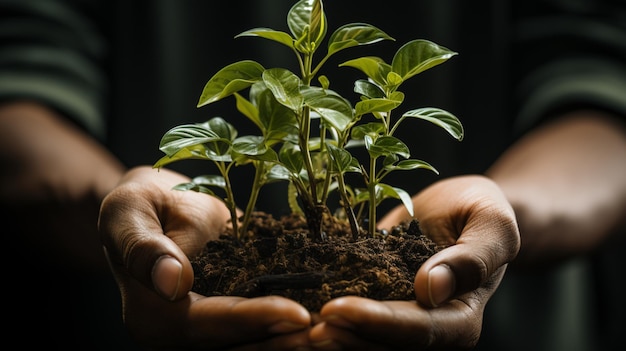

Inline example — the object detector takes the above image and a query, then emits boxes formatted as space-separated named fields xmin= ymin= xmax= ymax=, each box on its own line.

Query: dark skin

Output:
xmin=99 ymin=167 xmax=520 ymax=349
xmin=99 ymin=110 xmax=625 ymax=350
xmin=99 ymin=166 xmax=313 ymax=350
xmin=100 ymin=167 xmax=519 ymax=350
xmin=3 ymin=100 xmax=624 ymax=349
xmin=485 ymin=111 xmax=626 ymax=267
xmin=0 ymin=101 xmax=313 ymax=350
xmin=314 ymin=176 xmax=518 ymax=350
xmin=313 ymin=110 xmax=626 ymax=350
xmin=0 ymin=101 xmax=124 ymax=273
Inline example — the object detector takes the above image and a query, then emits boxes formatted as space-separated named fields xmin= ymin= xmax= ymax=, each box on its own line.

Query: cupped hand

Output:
xmin=310 ymin=175 xmax=521 ymax=350
xmin=98 ymin=166 xmax=312 ymax=350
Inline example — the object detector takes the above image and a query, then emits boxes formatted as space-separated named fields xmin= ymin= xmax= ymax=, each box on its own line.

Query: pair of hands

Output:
xmin=99 ymin=166 xmax=520 ymax=350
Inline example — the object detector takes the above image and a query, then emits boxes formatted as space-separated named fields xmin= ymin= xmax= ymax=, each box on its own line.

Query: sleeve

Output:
xmin=0 ymin=0 xmax=108 ymax=140
xmin=512 ymin=0 xmax=626 ymax=134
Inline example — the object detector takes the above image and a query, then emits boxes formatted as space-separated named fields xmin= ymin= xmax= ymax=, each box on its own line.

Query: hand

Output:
xmin=99 ymin=166 xmax=313 ymax=350
xmin=309 ymin=175 xmax=520 ymax=350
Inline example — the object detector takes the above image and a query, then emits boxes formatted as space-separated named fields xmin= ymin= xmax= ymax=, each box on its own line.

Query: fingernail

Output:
xmin=152 ymin=255 xmax=182 ymax=301
xmin=427 ymin=264 xmax=455 ymax=307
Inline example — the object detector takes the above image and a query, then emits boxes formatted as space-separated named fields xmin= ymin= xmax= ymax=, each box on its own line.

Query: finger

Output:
xmin=415 ymin=202 xmax=519 ymax=307
xmin=120 ymin=276 xmax=311 ymax=350
xmin=99 ymin=181 xmax=194 ymax=301
xmin=314 ymin=297 xmax=431 ymax=349
xmin=99 ymin=166 xmax=230 ymax=300
xmin=227 ymin=327 xmax=311 ymax=351
xmin=310 ymin=320 xmax=389 ymax=351
xmin=412 ymin=176 xmax=520 ymax=307
xmin=315 ymin=294 xmax=490 ymax=350
xmin=186 ymin=295 xmax=311 ymax=345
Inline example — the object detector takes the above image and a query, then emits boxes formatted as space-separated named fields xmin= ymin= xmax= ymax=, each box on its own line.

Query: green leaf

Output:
xmin=172 ymin=182 xmax=217 ymax=196
xmin=339 ymin=56 xmax=391 ymax=87
xmin=232 ymin=135 xmax=268 ymax=156
xmin=318 ymin=75 xmax=330 ymax=89
xmin=197 ymin=60 xmax=265 ymax=107
xmin=383 ymin=159 xmax=439 ymax=174
xmin=287 ymin=181 xmax=305 ymax=216
xmin=353 ymin=187 xmax=371 ymax=206
xmin=256 ymin=148 xmax=279 ymax=162
xmin=158 ymin=124 xmax=216 ymax=156
xmin=288 ymin=0 xmax=327 ymax=53
xmin=302 ymin=88 xmax=354 ymax=132
xmin=265 ymin=164 xmax=292 ymax=182
xmin=367 ymin=135 xmax=410 ymax=159
xmin=327 ymin=143 xmax=360 ymax=173
xmin=205 ymin=119 xmax=238 ymax=159
xmin=237 ymin=145 xmax=279 ymax=163
xmin=172 ymin=175 xmax=228 ymax=196
xmin=391 ymin=39 xmax=457 ymax=81
xmin=234 ymin=93 xmax=262 ymax=130
xmin=382 ymin=153 xmax=399 ymax=167
xmin=328 ymin=23 xmax=394 ymax=56
xmin=205 ymin=117 xmax=237 ymax=141
xmin=192 ymin=175 xmax=227 ymax=188
xmin=279 ymin=143 xmax=304 ymax=175
xmin=308 ymin=0 xmax=326 ymax=48
xmin=255 ymin=87 xmax=299 ymax=143
xmin=306 ymin=137 xmax=322 ymax=151
xmin=154 ymin=145 xmax=214 ymax=168
xmin=235 ymin=28 xmax=294 ymax=49
xmin=378 ymin=183 xmax=414 ymax=216
xmin=400 ymin=107 xmax=464 ymax=141
xmin=386 ymin=71 xmax=403 ymax=91
xmin=262 ymin=68 xmax=303 ymax=111
xmin=351 ymin=122 xmax=386 ymax=140
xmin=354 ymin=79 xmax=384 ymax=99
xmin=158 ymin=117 xmax=236 ymax=156
xmin=355 ymin=95 xmax=403 ymax=117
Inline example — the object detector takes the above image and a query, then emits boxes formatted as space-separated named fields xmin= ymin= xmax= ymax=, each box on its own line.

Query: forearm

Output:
xmin=486 ymin=110 xmax=626 ymax=267
xmin=0 ymin=101 xmax=125 ymax=272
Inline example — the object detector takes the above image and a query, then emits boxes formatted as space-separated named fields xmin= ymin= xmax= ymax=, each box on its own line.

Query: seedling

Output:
xmin=154 ymin=0 xmax=463 ymax=242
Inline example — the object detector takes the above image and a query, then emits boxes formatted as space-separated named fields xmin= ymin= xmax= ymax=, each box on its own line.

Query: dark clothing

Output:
xmin=1 ymin=0 xmax=625 ymax=350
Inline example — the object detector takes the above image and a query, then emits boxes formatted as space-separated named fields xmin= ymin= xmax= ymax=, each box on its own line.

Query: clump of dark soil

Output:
xmin=191 ymin=212 xmax=445 ymax=312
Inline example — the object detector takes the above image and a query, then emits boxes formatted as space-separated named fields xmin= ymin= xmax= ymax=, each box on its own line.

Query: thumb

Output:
xmin=415 ymin=239 xmax=516 ymax=308
xmin=101 ymin=224 xmax=195 ymax=302
xmin=410 ymin=175 xmax=520 ymax=307
xmin=151 ymin=252 xmax=191 ymax=301
xmin=99 ymin=184 xmax=195 ymax=302
xmin=420 ymin=263 xmax=456 ymax=308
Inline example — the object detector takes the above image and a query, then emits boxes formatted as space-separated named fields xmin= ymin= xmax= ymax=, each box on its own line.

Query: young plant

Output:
xmin=154 ymin=0 xmax=463 ymax=242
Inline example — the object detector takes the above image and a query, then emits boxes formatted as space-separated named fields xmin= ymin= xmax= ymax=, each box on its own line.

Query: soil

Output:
xmin=191 ymin=211 xmax=446 ymax=312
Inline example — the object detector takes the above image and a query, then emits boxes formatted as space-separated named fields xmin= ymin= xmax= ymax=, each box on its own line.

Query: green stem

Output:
xmin=336 ymin=173 xmax=360 ymax=241
xmin=385 ymin=110 xmax=393 ymax=135
xmin=239 ymin=161 xmax=265 ymax=240
xmin=219 ymin=162 xmax=240 ymax=240
xmin=300 ymin=106 xmax=318 ymax=204
xmin=368 ymin=155 xmax=378 ymax=236
xmin=320 ymin=127 xmax=332 ymax=204
xmin=297 ymin=53 xmax=326 ymax=241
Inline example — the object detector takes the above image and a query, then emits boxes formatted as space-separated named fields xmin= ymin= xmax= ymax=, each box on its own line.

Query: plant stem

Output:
xmin=239 ymin=161 xmax=266 ymax=240
xmin=368 ymin=155 xmax=378 ymax=236
xmin=319 ymin=128 xmax=332 ymax=205
xmin=297 ymin=50 xmax=326 ymax=241
xmin=336 ymin=173 xmax=360 ymax=241
xmin=219 ymin=162 xmax=240 ymax=240
xmin=300 ymin=107 xmax=317 ymax=203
